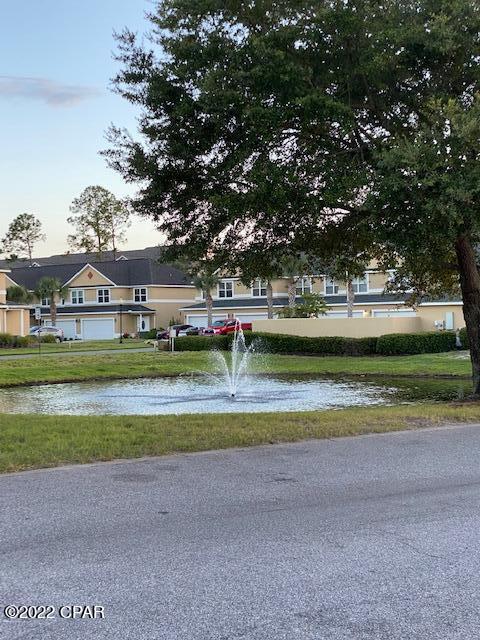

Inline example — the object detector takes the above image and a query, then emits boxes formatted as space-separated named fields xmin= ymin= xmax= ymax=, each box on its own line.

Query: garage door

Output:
xmin=82 ymin=319 xmax=115 ymax=340
xmin=186 ymin=315 xmax=226 ymax=328
xmin=326 ymin=311 xmax=364 ymax=318
xmin=373 ymin=310 xmax=417 ymax=317
xmin=56 ymin=320 xmax=76 ymax=340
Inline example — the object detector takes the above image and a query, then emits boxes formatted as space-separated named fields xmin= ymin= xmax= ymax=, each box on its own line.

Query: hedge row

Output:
xmin=0 ymin=333 xmax=57 ymax=348
xmin=175 ymin=330 xmax=462 ymax=356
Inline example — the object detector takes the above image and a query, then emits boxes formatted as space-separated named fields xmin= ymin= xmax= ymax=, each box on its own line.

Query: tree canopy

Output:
xmin=106 ymin=0 xmax=480 ymax=392
xmin=68 ymin=186 xmax=130 ymax=260
xmin=1 ymin=213 xmax=45 ymax=265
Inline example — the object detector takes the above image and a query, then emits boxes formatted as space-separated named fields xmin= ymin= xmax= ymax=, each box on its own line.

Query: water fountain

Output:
xmin=209 ymin=322 xmax=256 ymax=398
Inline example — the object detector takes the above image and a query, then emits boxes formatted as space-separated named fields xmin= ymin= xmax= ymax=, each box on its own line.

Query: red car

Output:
xmin=203 ymin=319 xmax=252 ymax=335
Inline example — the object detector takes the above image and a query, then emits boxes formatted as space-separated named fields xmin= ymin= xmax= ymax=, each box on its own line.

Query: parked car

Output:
xmin=203 ymin=319 xmax=252 ymax=335
xmin=185 ymin=326 xmax=201 ymax=336
xmin=29 ymin=326 xmax=64 ymax=343
xmin=156 ymin=324 xmax=193 ymax=340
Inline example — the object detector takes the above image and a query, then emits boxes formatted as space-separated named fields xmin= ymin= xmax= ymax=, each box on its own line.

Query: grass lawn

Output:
xmin=0 ymin=338 xmax=148 ymax=357
xmin=1 ymin=402 xmax=480 ymax=473
xmin=0 ymin=349 xmax=473 ymax=387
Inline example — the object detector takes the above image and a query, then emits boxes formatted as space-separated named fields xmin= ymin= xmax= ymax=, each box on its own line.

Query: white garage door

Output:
xmin=56 ymin=320 xmax=76 ymax=339
xmin=82 ymin=319 xmax=115 ymax=340
xmin=186 ymin=315 xmax=226 ymax=328
xmin=373 ymin=310 xmax=417 ymax=317
xmin=326 ymin=311 xmax=364 ymax=318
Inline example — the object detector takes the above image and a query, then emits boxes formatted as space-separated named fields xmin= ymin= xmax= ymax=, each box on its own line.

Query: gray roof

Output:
xmin=8 ymin=258 xmax=192 ymax=289
xmin=181 ymin=293 xmax=412 ymax=311
xmin=32 ymin=304 xmax=154 ymax=315
xmin=0 ymin=245 xmax=165 ymax=269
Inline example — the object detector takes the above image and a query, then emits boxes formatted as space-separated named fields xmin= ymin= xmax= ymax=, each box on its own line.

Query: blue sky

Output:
xmin=0 ymin=0 xmax=160 ymax=255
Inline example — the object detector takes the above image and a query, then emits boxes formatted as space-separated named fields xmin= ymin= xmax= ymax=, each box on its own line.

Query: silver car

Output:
xmin=29 ymin=326 xmax=64 ymax=343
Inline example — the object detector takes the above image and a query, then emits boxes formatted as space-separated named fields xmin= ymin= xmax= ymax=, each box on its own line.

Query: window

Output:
xmin=41 ymin=297 xmax=50 ymax=306
xmin=71 ymin=289 xmax=84 ymax=305
xmin=97 ymin=289 xmax=110 ymax=303
xmin=218 ymin=281 xmax=234 ymax=298
xmin=352 ymin=274 xmax=368 ymax=293
xmin=296 ymin=277 xmax=312 ymax=295
xmin=252 ymin=279 xmax=267 ymax=297
xmin=134 ymin=287 xmax=147 ymax=302
xmin=325 ymin=278 xmax=339 ymax=295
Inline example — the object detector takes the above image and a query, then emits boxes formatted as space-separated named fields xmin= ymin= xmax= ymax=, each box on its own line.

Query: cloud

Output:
xmin=0 ymin=76 xmax=101 ymax=107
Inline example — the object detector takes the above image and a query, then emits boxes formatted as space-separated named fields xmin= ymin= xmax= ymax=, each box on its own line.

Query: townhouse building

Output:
xmin=6 ymin=259 xmax=195 ymax=340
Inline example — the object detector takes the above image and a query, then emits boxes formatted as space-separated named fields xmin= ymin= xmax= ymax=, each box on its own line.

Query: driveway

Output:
xmin=2 ymin=424 xmax=480 ymax=639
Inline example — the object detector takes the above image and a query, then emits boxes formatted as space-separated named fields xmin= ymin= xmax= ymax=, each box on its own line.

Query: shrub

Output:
xmin=459 ymin=327 xmax=469 ymax=349
xmin=242 ymin=332 xmax=378 ymax=356
xmin=138 ymin=328 xmax=159 ymax=339
xmin=0 ymin=333 xmax=34 ymax=348
xmin=39 ymin=334 xmax=57 ymax=343
xmin=175 ymin=335 xmax=230 ymax=351
xmin=375 ymin=331 xmax=456 ymax=355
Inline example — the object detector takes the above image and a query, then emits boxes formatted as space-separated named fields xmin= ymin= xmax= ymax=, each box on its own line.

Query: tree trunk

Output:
xmin=50 ymin=300 xmax=57 ymax=326
xmin=455 ymin=233 xmax=480 ymax=396
xmin=206 ymin=292 xmax=213 ymax=326
xmin=346 ymin=278 xmax=355 ymax=318
xmin=266 ymin=281 xmax=274 ymax=319
xmin=287 ymin=279 xmax=296 ymax=308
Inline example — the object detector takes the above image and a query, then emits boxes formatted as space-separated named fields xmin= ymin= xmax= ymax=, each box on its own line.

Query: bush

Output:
xmin=242 ymin=332 xmax=378 ymax=356
xmin=376 ymin=331 xmax=456 ymax=355
xmin=459 ymin=327 xmax=469 ymax=349
xmin=138 ymin=328 xmax=159 ymax=339
xmin=0 ymin=333 xmax=33 ymax=348
xmin=175 ymin=335 xmax=230 ymax=351
xmin=174 ymin=330 xmax=460 ymax=356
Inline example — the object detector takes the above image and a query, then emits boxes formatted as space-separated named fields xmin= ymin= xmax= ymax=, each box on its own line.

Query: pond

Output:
xmin=0 ymin=374 xmax=471 ymax=416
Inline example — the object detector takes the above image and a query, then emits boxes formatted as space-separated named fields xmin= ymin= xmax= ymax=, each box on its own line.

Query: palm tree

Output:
xmin=6 ymin=285 xmax=33 ymax=304
xmin=281 ymin=255 xmax=309 ymax=308
xmin=34 ymin=277 xmax=68 ymax=326
xmin=192 ymin=270 xmax=219 ymax=326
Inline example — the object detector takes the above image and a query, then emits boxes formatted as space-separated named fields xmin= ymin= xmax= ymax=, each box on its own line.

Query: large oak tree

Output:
xmin=106 ymin=0 xmax=480 ymax=393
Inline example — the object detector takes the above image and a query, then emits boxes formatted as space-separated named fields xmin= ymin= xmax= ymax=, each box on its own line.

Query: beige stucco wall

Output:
xmin=253 ymin=317 xmax=426 ymax=338
xmin=5 ymin=308 xmax=30 ymax=336
xmin=417 ymin=305 xmax=464 ymax=330
xmin=0 ymin=271 xmax=8 ymax=305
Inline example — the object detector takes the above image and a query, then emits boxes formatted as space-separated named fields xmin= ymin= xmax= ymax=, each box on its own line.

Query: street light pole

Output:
xmin=119 ymin=298 xmax=123 ymax=344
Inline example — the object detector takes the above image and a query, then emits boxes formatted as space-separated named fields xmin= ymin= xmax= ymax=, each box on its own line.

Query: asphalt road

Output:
xmin=2 ymin=424 xmax=480 ymax=640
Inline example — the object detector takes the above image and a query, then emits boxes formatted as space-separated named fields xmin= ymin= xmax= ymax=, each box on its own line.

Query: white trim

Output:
xmin=63 ymin=263 xmax=117 ymax=287
xmin=217 ymin=279 xmax=235 ymax=299
xmin=70 ymin=288 xmax=85 ymax=305
xmin=419 ymin=301 xmax=462 ymax=307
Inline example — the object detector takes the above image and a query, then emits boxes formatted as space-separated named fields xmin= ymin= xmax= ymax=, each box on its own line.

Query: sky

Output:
xmin=0 ymin=0 xmax=162 ymax=256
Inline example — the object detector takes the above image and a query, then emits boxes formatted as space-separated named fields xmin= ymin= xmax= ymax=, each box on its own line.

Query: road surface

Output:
xmin=2 ymin=424 xmax=480 ymax=639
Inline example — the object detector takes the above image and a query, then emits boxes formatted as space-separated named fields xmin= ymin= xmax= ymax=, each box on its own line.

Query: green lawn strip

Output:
xmin=0 ymin=350 xmax=472 ymax=388
xmin=0 ymin=339 xmax=147 ymax=357
xmin=1 ymin=403 xmax=480 ymax=473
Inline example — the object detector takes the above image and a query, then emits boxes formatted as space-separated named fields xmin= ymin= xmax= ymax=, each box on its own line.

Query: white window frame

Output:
xmin=41 ymin=296 xmax=50 ymax=306
xmin=70 ymin=289 xmax=85 ymax=305
xmin=252 ymin=279 xmax=267 ymax=297
xmin=295 ymin=277 xmax=312 ymax=295
xmin=97 ymin=288 xmax=110 ymax=303
xmin=352 ymin=274 xmax=368 ymax=294
xmin=324 ymin=277 xmax=339 ymax=295
xmin=218 ymin=280 xmax=234 ymax=298
xmin=134 ymin=287 xmax=148 ymax=303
